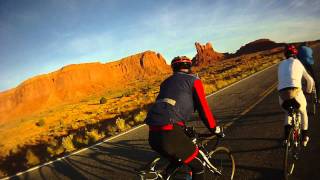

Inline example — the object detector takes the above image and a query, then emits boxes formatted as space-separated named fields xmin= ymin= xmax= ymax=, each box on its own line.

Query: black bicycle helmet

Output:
xmin=171 ymin=56 xmax=192 ymax=72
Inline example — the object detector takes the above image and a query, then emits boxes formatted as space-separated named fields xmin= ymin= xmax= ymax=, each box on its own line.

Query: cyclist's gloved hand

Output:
xmin=211 ymin=125 xmax=225 ymax=138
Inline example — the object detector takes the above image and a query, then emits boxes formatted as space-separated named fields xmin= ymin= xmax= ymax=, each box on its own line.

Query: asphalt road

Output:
xmin=3 ymin=44 xmax=320 ymax=180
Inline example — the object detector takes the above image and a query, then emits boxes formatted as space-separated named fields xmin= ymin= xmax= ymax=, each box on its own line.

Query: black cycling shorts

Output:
xmin=148 ymin=124 xmax=197 ymax=163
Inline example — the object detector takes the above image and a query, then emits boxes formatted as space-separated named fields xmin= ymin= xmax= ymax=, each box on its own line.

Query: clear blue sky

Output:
xmin=0 ymin=0 xmax=319 ymax=92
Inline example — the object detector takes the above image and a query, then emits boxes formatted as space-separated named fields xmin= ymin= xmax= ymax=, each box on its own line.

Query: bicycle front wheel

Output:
xmin=206 ymin=146 xmax=235 ymax=180
xmin=137 ymin=157 xmax=169 ymax=180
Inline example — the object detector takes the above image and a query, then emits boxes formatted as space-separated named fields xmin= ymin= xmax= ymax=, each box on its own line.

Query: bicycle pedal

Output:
xmin=283 ymin=140 xmax=290 ymax=147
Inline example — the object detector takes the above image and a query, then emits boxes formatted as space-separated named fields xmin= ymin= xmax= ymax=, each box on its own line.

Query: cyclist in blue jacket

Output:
xmin=298 ymin=42 xmax=318 ymax=100
xmin=145 ymin=56 xmax=223 ymax=180
xmin=298 ymin=42 xmax=314 ymax=76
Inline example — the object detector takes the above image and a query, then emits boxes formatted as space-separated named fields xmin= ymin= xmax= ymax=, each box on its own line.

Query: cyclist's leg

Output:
xmin=296 ymin=91 xmax=308 ymax=131
xmin=279 ymin=96 xmax=293 ymax=140
xmin=295 ymin=91 xmax=310 ymax=146
xmin=148 ymin=125 xmax=205 ymax=179
xmin=166 ymin=126 xmax=204 ymax=180
xmin=187 ymin=155 xmax=205 ymax=180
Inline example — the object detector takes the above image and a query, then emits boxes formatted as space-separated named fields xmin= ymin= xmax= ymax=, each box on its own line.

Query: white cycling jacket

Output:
xmin=278 ymin=57 xmax=314 ymax=93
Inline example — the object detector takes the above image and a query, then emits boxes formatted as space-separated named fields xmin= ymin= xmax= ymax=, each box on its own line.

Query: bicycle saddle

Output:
xmin=282 ymin=98 xmax=300 ymax=112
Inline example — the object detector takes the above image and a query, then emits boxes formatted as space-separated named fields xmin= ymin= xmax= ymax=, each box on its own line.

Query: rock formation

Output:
xmin=235 ymin=39 xmax=284 ymax=56
xmin=0 ymin=51 xmax=170 ymax=122
xmin=192 ymin=42 xmax=224 ymax=66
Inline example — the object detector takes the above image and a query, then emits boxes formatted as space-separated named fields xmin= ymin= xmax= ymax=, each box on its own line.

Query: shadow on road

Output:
xmin=15 ymin=138 xmax=155 ymax=179
xmin=235 ymin=164 xmax=282 ymax=180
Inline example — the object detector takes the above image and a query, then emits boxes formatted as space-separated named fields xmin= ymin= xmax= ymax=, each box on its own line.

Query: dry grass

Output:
xmin=198 ymin=49 xmax=283 ymax=94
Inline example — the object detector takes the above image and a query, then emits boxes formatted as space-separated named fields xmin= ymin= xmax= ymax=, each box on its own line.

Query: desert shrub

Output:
xmin=71 ymin=123 xmax=79 ymax=130
xmin=73 ymin=134 xmax=89 ymax=147
xmin=62 ymin=134 xmax=75 ymax=152
xmin=84 ymin=111 xmax=93 ymax=115
xmin=86 ymin=129 xmax=104 ymax=143
xmin=116 ymin=117 xmax=130 ymax=132
xmin=128 ymin=121 xmax=135 ymax=126
xmin=116 ymin=107 xmax=121 ymax=114
xmin=122 ymin=90 xmax=132 ymax=97
xmin=100 ymin=97 xmax=107 ymax=104
xmin=203 ymin=84 xmax=217 ymax=95
xmin=46 ymin=139 xmax=65 ymax=157
xmin=47 ymin=145 xmax=65 ymax=157
xmin=215 ymin=80 xmax=228 ymax=89
xmin=107 ymin=125 xmax=118 ymax=135
xmin=25 ymin=149 xmax=40 ymax=166
xmin=134 ymin=111 xmax=147 ymax=123
xmin=36 ymin=119 xmax=45 ymax=127
xmin=141 ymin=86 xmax=151 ymax=93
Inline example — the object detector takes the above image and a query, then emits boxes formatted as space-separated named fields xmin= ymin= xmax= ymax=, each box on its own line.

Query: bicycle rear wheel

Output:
xmin=283 ymin=128 xmax=299 ymax=180
xmin=206 ymin=146 xmax=235 ymax=180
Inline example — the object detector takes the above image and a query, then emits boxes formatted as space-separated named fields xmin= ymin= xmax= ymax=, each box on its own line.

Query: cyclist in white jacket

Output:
xmin=278 ymin=44 xmax=314 ymax=147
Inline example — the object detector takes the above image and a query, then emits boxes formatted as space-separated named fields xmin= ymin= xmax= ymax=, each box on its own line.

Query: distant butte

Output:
xmin=192 ymin=42 xmax=224 ymax=66
xmin=0 ymin=51 xmax=170 ymax=122
xmin=234 ymin=39 xmax=284 ymax=56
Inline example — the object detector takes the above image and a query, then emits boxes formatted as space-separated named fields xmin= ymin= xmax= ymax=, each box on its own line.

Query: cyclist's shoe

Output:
xmin=213 ymin=126 xmax=225 ymax=138
xmin=302 ymin=130 xmax=309 ymax=147
xmin=302 ymin=136 xmax=310 ymax=147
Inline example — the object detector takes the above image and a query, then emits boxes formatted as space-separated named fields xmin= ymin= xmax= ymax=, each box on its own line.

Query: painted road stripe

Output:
xmin=1 ymin=63 xmax=278 ymax=180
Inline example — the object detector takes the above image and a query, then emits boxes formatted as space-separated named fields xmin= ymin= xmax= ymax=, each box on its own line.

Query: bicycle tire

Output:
xmin=137 ymin=157 xmax=169 ymax=180
xmin=206 ymin=146 xmax=235 ymax=180
xmin=283 ymin=128 xmax=296 ymax=180
xmin=312 ymin=92 xmax=317 ymax=115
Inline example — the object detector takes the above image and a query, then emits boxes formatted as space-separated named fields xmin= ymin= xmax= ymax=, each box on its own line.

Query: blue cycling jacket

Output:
xmin=145 ymin=71 xmax=217 ymax=130
xmin=298 ymin=46 xmax=314 ymax=65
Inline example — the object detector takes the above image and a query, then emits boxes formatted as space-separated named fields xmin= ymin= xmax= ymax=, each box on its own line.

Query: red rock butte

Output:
xmin=0 ymin=51 xmax=170 ymax=122
xmin=193 ymin=42 xmax=224 ymax=66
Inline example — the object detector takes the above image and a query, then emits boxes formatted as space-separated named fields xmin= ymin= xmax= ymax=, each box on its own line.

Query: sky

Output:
xmin=0 ymin=0 xmax=319 ymax=92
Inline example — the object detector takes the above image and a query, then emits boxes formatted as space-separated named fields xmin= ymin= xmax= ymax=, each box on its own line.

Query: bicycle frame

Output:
xmin=284 ymin=106 xmax=301 ymax=178
xmin=198 ymin=149 xmax=222 ymax=175
xmin=137 ymin=127 xmax=228 ymax=180
xmin=290 ymin=110 xmax=301 ymax=146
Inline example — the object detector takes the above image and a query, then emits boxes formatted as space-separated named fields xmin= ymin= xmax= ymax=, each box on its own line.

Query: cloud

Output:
xmin=51 ymin=0 xmax=319 ymax=62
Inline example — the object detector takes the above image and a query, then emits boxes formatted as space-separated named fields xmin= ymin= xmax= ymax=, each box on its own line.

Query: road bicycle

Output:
xmin=282 ymin=98 xmax=302 ymax=180
xmin=137 ymin=126 xmax=235 ymax=180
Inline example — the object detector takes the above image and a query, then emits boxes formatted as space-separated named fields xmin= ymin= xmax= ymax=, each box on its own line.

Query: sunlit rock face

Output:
xmin=0 ymin=50 xmax=170 ymax=121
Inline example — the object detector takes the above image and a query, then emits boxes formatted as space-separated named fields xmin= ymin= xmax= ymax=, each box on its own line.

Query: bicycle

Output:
xmin=282 ymin=98 xmax=302 ymax=180
xmin=137 ymin=126 xmax=235 ymax=180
